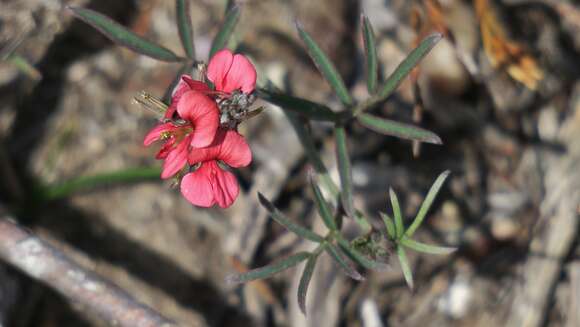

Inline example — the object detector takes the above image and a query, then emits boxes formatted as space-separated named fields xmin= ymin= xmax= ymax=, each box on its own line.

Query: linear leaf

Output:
xmin=176 ymin=0 xmax=195 ymax=59
xmin=326 ymin=243 xmax=364 ymax=281
xmin=405 ymin=170 xmax=449 ymax=237
xmin=400 ymin=237 xmax=456 ymax=255
xmin=257 ymin=88 xmax=339 ymax=122
xmin=310 ymin=177 xmax=337 ymax=231
xmin=209 ymin=5 xmax=240 ymax=58
xmin=285 ymin=113 xmax=340 ymax=198
xmin=298 ymin=254 xmax=318 ymax=315
xmin=379 ymin=33 xmax=441 ymax=99
xmin=285 ymin=112 xmax=371 ymax=233
xmin=258 ymin=193 xmax=324 ymax=243
xmin=67 ymin=6 xmax=182 ymax=62
xmin=335 ymin=126 xmax=354 ymax=217
xmin=296 ymin=22 xmax=352 ymax=106
xmin=357 ymin=113 xmax=442 ymax=144
xmin=336 ymin=235 xmax=389 ymax=271
xmin=354 ymin=33 xmax=442 ymax=115
xmin=397 ymin=246 xmax=414 ymax=290
xmin=226 ymin=252 xmax=310 ymax=284
xmin=380 ymin=212 xmax=396 ymax=240
xmin=389 ymin=188 xmax=404 ymax=239
xmin=362 ymin=14 xmax=378 ymax=93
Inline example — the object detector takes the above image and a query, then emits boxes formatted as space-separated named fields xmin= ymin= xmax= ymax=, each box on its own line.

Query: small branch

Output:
xmin=0 ymin=216 xmax=178 ymax=327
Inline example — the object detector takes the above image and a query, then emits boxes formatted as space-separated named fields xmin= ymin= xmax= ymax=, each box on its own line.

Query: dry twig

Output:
xmin=0 ymin=215 xmax=178 ymax=327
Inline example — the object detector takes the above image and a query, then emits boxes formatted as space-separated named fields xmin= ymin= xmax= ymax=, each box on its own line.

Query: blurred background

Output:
xmin=0 ymin=0 xmax=579 ymax=326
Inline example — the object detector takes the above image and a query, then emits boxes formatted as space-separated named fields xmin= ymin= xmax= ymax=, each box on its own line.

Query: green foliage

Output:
xmin=361 ymin=14 xmax=378 ymax=94
xmin=209 ymin=5 xmax=241 ymax=58
xmin=176 ymin=0 xmax=195 ymax=59
xmin=298 ymin=252 xmax=319 ymax=315
xmin=310 ymin=177 xmax=337 ymax=231
xmin=357 ymin=113 xmax=442 ymax=144
xmin=258 ymin=193 xmax=325 ymax=243
xmin=226 ymin=252 xmax=310 ymax=283
xmin=354 ymin=33 xmax=442 ymax=115
xmin=335 ymin=126 xmax=354 ymax=217
xmin=382 ymin=171 xmax=456 ymax=289
xmin=296 ymin=22 xmax=352 ymax=106
xmin=67 ymin=6 xmax=182 ymax=62
xmin=257 ymin=89 xmax=339 ymax=122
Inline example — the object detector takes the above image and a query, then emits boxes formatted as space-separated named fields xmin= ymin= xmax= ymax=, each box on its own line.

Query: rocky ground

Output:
xmin=0 ymin=0 xmax=579 ymax=326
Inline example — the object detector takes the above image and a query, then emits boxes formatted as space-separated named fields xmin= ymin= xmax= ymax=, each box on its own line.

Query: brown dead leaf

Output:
xmin=475 ymin=0 xmax=543 ymax=90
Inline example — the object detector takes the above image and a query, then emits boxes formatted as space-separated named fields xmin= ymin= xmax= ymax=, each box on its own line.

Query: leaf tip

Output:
xmin=294 ymin=19 xmax=305 ymax=33
xmin=257 ymin=192 xmax=271 ymax=210
xmin=428 ymin=134 xmax=443 ymax=145
xmin=224 ymin=273 xmax=242 ymax=285
xmin=429 ymin=32 xmax=444 ymax=43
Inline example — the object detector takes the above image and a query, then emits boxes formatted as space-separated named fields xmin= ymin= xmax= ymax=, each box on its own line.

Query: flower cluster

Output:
xmin=144 ymin=49 xmax=257 ymax=208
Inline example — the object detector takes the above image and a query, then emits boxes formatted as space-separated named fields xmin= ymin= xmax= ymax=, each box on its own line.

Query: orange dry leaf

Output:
xmin=410 ymin=0 xmax=452 ymax=83
xmin=474 ymin=0 xmax=543 ymax=90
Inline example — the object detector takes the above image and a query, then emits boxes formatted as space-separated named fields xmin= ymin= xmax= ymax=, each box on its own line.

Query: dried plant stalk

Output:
xmin=0 ymin=216 xmax=178 ymax=327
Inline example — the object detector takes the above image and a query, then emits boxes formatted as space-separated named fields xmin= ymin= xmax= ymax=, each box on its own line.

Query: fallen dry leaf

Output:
xmin=475 ymin=0 xmax=543 ymax=90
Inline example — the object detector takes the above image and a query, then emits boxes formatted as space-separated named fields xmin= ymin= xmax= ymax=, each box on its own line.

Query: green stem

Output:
xmin=39 ymin=167 xmax=161 ymax=201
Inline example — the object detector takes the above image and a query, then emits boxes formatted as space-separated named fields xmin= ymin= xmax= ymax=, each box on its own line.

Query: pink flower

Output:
xmin=207 ymin=49 xmax=257 ymax=94
xmin=180 ymin=129 xmax=252 ymax=208
xmin=165 ymin=75 xmax=211 ymax=119
xmin=144 ymin=90 xmax=219 ymax=179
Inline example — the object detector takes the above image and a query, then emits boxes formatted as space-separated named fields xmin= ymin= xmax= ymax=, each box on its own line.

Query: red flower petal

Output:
xmin=220 ymin=54 xmax=257 ymax=93
xmin=160 ymin=136 xmax=190 ymax=179
xmin=166 ymin=75 xmax=211 ymax=119
xmin=143 ymin=122 xmax=175 ymax=146
xmin=176 ymin=91 xmax=219 ymax=148
xmin=210 ymin=162 xmax=240 ymax=208
xmin=180 ymin=164 xmax=215 ymax=207
xmin=218 ymin=130 xmax=252 ymax=168
xmin=207 ymin=49 xmax=233 ymax=92
xmin=187 ymin=129 xmax=251 ymax=168
xmin=156 ymin=137 xmax=176 ymax=159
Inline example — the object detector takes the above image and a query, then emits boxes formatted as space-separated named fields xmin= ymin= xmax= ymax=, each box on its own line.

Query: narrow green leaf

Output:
xmin=336 ymin=235 xmax=389 ymax=271
xmin=176 ymin=0 xmax=195 ymax=59
xmin=209 ymin=5 xmax=240 ymax=58
xmin=296 ymin=22 xmax=352 ymax=106
xmin=310 ymin=177 xmax=337 ymax=231
xmin=405 ymin=170 xmax=450 ymax=237
xmin=400 ymin=237 xmax=456 ymax=255
xmin=354 ymin=33 xmax=442 ymax=115
xmin=353 ymin=210 xmax=372 ymax=234
xmin=397 ymin=246 xmax=414 ymax=290
xmin=258 ymin=193 xmax=324 ymax=243
xmin=335 ymin=126 xmax=354 ymax=217
xmin=379 ymin=33 xmax=441 ymax=99
xmin=357 ymin=113 xmax=442 ymax=144
xmin=257 ymin=88 xmax=339 ymax=122
xmin=362 ymin=14 xmax=378 ymax=93
xmin=285 ymin=113 xmax=340 ymax=198
xmin=226 ymin=252 xmax=310 ymax=284
xmin=380 ymin=212 xmax=396 ymax=240
xmin=298 ymin=254 xmax=318 ymax=315
xmin=389 ymin=188 xmax=404 ymax=239
xmin=284 ymin=112 xmax=371 ymax=233
xmin=326 ymin=243 xmax=364 ymax=281
xmin=67 ymin=6 xmax=182 ymax=62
